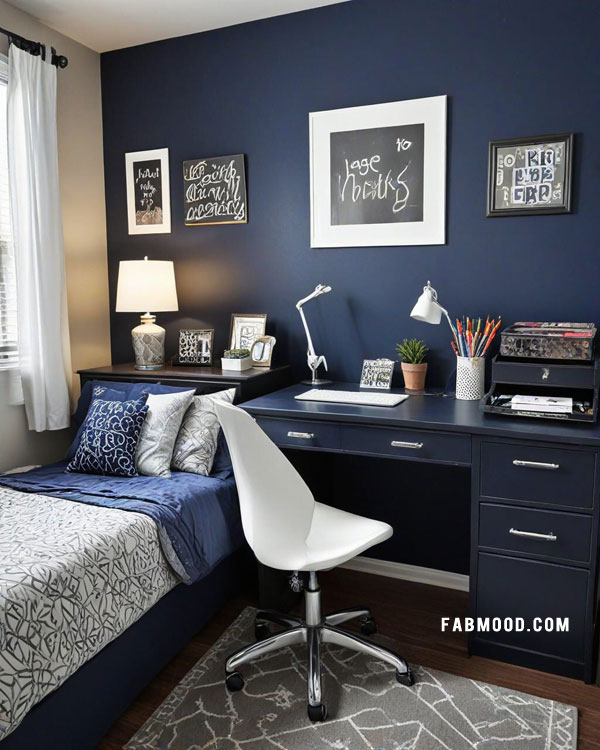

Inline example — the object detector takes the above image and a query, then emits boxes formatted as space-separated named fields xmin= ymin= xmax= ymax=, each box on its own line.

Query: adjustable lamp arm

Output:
xmin=295 ymin=284 xmax=332 ymax=385
xmin=296 ymin=304 xmax=317 ymax=360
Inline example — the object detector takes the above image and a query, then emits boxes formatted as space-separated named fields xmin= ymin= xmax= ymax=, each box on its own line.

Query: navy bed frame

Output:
xmin=1 ymin=367 xmax=278 ymax=749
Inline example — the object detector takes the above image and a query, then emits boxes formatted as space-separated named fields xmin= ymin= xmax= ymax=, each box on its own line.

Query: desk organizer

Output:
xmin=482 ymin=353 xmax=600 ymax=422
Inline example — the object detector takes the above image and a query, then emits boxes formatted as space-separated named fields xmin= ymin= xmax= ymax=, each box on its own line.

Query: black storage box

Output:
xmin=482 ymin=353 xmax=599 ymax=423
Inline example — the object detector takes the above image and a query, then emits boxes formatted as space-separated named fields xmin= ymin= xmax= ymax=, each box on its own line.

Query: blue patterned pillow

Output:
xmin=66 ymin=396 xmax=149 ymax=477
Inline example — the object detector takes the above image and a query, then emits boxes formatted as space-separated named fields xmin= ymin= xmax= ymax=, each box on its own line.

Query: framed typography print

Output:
xmin=310 ymin=95 xmax=447 ymax=247
xmin=177 ymin=328 xmax=214 ymax=366
xmin=487 ymin=133 xmax=573 ymax=217
xmin=125 ymin=148 xmax=171 ymax=234
xmin=360 ymin=358 xmax=395 ymax=389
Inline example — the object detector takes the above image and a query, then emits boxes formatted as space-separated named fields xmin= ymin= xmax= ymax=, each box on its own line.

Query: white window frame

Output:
xmin=0 ymin=54 xmax=18 ymax=371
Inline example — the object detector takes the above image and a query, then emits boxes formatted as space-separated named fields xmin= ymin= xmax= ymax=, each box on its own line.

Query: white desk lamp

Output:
xmin=410 ymin=280 xmax=454 ymax=332
xmin=296 ymin=284 xmax=332 ymax=385
xmin=116 ymin=256 xmax=178 ymax=370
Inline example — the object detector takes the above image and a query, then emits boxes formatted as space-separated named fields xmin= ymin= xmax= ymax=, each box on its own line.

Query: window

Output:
xmin=0 ymin=56 xmax=18 ymax=368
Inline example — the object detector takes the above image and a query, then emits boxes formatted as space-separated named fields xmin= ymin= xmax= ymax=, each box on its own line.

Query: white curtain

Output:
xmin=7 ymin=45 xmax=71 ymax=431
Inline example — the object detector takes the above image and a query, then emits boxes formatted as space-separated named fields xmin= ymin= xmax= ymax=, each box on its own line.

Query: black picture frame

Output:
xmin=175 ymin=328 xmax=214 ymax=366
xmin=487 ymin=133 xmax=574 ymax=217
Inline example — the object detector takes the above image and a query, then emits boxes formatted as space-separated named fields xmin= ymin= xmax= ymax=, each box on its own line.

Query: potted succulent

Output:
xmin=222 ymin=348 xmax=252 ymax=371
xmin=396 ymin=338 xmax=428 ymax=391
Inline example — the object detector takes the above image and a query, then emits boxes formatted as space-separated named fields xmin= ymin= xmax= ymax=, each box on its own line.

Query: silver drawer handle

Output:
xmin=287 ymin=431 xmax=314 ymax=439
xmin=391 ymin=440 xmax=424 ymax=450
xmin=509 ymin=527 xmax=557 ymax=542
xmin=513 ymin=459 xmax=559 ymax=470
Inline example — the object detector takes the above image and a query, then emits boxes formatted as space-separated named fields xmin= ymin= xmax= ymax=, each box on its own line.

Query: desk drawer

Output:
xmin=479 ymin=503 xmax=592 ymax=565
xmin=480 ymin=442 xmax=595 ymax=510
xmin=475 ymin=553 xmax=588 ymax=663
xmin=256 ymin=417 xmax=340 ymax=450
xmin=340 ymin=424 xmax=470 ymax=464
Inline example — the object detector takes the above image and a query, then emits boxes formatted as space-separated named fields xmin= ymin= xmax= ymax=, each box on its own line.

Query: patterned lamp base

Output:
xmin=132 ymin=314 xmax=166 ymax=370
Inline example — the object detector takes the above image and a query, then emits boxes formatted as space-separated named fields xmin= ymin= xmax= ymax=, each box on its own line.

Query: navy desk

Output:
xmin=241 ymin=382 xmax=600 ymax=683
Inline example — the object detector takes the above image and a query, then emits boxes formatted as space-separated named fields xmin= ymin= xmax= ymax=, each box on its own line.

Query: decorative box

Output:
xmin=499 ymin=322 xmax=596 ymax=361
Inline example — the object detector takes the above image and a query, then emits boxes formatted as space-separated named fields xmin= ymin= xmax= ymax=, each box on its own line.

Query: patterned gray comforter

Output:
xmin=0 ymin=486 xmax=178 ymax=741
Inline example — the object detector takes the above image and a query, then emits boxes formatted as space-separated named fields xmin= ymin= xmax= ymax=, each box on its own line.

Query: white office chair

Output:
xmin=215 ymin=400 xmax=414 ymax=722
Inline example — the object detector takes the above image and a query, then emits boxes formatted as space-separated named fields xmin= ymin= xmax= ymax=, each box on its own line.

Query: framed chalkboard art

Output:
xmin=183 ymin=154 xmax=247 ymax=225
xmin=125 ymin=148 xmax=171 ymax=234
xmin=310 ymin=95 xmax=447 ymax=248
xmin=487 ymin=133 xmax=573 ymax=217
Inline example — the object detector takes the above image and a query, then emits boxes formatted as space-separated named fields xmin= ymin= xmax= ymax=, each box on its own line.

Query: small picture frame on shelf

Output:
xmin=251 ymin=336 xmax=276 ymax=367
xmin=177 ymin=328 xmax=214 ymax=366
xmin=229 ymin=314 xmax=267 ymax=351
xmin=487 ymin=133 xmax=573 ymax=217
xmin=360 ymin=358 xmax=395 ymax=389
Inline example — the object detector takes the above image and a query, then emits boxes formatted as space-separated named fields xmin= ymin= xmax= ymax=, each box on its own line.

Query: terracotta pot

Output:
xmin=401 ymin=362 xmax=427 ymax=391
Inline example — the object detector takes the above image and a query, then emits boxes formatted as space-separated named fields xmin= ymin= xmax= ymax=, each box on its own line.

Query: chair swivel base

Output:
xmin=224 ymin=573 xmax=415 ymax=722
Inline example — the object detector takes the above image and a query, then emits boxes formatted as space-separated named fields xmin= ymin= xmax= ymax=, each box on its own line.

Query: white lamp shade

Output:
xmin=116 ymin=259 xmax=178 ymax=313
xmin=410 ymin=287 xmax=443 ymax=324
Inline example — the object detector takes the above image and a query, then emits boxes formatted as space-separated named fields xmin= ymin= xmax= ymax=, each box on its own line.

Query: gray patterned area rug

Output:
xmin=126 ymin=607 xmax=577 ymax=750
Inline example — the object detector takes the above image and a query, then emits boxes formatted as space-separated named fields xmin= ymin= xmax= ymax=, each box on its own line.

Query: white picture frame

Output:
xmin=125 ymin=147 xmax=171 ymax=234
xmin=229 ymin=313 xmax=267 ymax=352
xmin=310 ymin=95 xmax=447 ymax=248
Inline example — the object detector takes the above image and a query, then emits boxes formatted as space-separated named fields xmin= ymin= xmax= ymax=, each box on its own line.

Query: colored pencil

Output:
xmin=451 ymin=314 xmax=501 ymax=359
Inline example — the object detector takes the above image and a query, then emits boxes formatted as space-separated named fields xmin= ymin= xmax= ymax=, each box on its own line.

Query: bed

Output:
xmin=0 ymin=378 xmax=248 ymax=749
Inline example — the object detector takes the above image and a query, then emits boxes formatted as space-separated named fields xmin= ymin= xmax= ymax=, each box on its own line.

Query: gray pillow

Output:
xmin=172 ymin=388 xmax=236 ymax=476
xmin=136 ymin=389 xmax=195 ymax=478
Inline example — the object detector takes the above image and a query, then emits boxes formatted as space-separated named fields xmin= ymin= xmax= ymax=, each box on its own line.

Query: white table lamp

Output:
xmin=296 ymin=284 xmax=332 ymax=385
xmin=116 ymin=257 xmax=178 ymax=370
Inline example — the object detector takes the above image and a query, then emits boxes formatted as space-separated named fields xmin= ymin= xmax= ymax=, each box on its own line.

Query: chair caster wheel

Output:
xmin=360 ymin=616 xmax=377 ymax=636
xmin=225 ymin=671 xmax=245 ymax=692
xmin=255 ymin=622 xmax=270 ymax=641
xmin=307 ymin=703 xmax=327 ymax=722
xmin=396 ymin=667 xmax=415 ymax=686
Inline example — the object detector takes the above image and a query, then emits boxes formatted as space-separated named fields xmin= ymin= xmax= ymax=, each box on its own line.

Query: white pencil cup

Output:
xmin=456 ymin=356 xmax=485 ymax=400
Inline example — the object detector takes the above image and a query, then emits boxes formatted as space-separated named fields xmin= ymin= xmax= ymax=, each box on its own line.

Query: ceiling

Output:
xmin=6 ymin=0 xmax=348 ymax=53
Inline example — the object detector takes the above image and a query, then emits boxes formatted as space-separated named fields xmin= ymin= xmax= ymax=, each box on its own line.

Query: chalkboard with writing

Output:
xmin=133 ymin=158 xmax=163 ymax=224
xmin=330 ymin=124 xmax=424 ymax=226
xmin=183 ymin=154 xmax=247 ymax=226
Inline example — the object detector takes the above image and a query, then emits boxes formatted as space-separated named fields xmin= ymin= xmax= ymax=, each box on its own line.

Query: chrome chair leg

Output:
xmin=321 ymin=624 xmax=413 ymax=684
xmin=255 ymin=609 xmax=304 ymax=630
xmin=307 ymin=627 xmax=322 ymax=706
xmin=226 ymin=626 xmax=307 ymax=674
xmin=324 ymin=606 xmax=372 ymax=627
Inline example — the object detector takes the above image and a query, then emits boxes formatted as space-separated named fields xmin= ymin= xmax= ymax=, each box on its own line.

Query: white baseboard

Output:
xmin=340 ymin=556 xmax=470 ymax=592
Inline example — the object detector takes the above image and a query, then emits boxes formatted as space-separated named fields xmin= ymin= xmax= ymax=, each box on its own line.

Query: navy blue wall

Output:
xmin=101 ymin=0 xmax=600 ymax=383
xmin=100 ymin=0 xmax=599 ymax=574
xmin=101 ymin=0 xmax=599 ymax=382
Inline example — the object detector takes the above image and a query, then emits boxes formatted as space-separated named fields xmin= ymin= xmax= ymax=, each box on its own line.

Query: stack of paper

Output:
xmin=510 ymin=395 xmax=573 ymax=414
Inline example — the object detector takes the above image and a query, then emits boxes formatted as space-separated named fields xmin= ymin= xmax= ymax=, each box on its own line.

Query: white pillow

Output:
xmin=172 ymin=388 xmax=236 ymax=476
xmin=136 ymin=390 xmax=195 ymax=478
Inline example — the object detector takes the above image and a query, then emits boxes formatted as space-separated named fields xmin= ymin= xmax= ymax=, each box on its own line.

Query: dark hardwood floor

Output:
xmin=99 ymin=568 xmax=600 ymax=749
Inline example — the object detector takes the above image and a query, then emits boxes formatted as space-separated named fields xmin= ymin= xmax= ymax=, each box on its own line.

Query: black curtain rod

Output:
xmin=0 ymin=26 xmax=68 ymax=68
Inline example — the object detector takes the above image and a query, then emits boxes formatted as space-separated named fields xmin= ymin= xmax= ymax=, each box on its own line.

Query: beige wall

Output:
xmin=0 ymin=1 xmax=110 ymax=471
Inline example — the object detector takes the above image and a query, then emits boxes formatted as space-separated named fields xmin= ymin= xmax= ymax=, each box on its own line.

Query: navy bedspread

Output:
xmin=0 ymin=463 xmax=243 ymax=584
